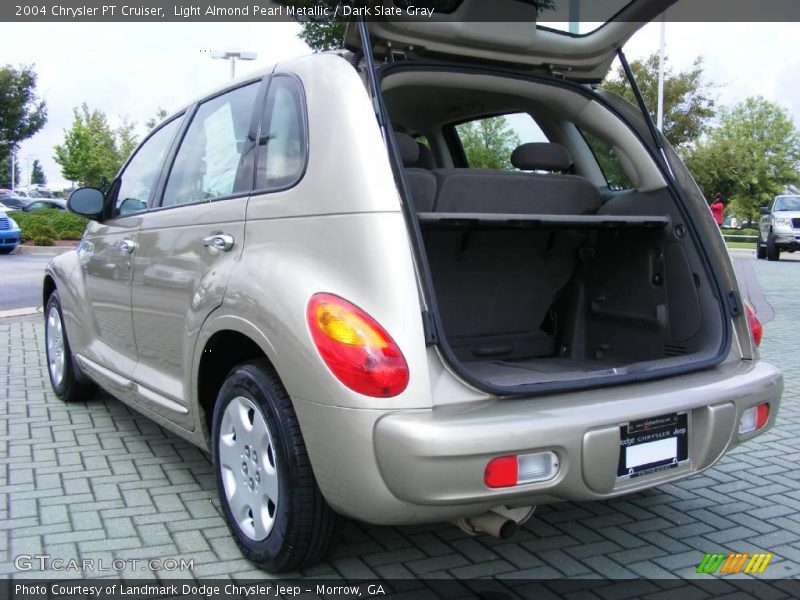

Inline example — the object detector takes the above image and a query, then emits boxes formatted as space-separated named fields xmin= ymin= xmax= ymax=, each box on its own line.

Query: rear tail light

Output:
xmin=739 ymin=403 xmax=770 ymax=434
xmin=307 ymin=293 xmax=409 ymax=398
xmin=484 ymin=452 xmax=559 ymax=488
xmin=745 ymin=302 xmax=763 ymax=346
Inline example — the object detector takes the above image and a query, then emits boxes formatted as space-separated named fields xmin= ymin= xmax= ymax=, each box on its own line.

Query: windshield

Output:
xmin=773 ymin=196 xmax=800 ymax=211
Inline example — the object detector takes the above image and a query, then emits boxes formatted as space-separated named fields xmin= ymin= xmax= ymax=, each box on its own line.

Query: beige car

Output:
xmin=45 ymin=1 xmax=782 ymax=572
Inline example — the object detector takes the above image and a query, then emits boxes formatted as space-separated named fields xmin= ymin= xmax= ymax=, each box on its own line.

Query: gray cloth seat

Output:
xmin=395 ymin=132 xmax=437 ymax=212
xmin=423 ymin=143 xmax=603 ymax=361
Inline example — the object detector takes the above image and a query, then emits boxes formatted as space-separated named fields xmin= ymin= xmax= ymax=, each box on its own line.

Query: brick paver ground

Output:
xmin=1 ymin=254 xmax=798 ymax=581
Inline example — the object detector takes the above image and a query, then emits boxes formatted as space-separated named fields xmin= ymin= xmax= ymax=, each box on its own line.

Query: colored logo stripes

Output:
xmin=697 ymin=552 xmax=772 ymax=574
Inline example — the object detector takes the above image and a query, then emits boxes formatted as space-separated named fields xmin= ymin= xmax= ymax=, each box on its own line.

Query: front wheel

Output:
xmin=212 ymin=360 xmax=338 ymax=572
xmin=45 ymin=291 xmax=96 ymax=402
xmin=756 ymin=234 xmax=767 ymax=259
xmin=766 ymin=233 xmax=781 ymax=261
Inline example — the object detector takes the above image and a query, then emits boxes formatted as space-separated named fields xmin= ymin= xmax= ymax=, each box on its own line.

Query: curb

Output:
xmin=0 ymin=306 xmax=42 ymax=319
xmin=15 ymin=245 xmax=77 ymax=256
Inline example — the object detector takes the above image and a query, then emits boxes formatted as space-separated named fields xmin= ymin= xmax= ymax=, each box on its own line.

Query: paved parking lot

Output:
xmin=1 ymin=254 xmax=799 ymax=582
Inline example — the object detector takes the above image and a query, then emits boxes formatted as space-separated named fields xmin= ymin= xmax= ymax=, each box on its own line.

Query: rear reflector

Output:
xmin=745 ymin=302 xmax=763 ymax=346
xmin=484 ymin=452 xmax=558 ymax=488
xmin=739 ymin=403 xmax=770 ymax=434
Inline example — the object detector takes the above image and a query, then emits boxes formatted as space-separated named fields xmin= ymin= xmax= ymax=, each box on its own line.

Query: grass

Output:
xmin=726 ymin=241 xmax=756 ymax=249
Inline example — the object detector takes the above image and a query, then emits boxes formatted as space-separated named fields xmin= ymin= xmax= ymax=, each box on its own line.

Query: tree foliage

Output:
xmin=144 ymin=107 xmax=169 ymax=131
xmin=456 ymin=117 xmax=520 ymax=170
xmin=54 ymin=104 xmax=124 ymax=188
xmin=684 ymin=97 xmax=800 ymax=223
xmin=0 ymin=65 xmax=47 ymax=164
xmin=602 ymin=53 xmax=716 ymax=152
xmin=299 ymin=21 xmax=346 ymax=52
xmin=31 ymin=159 xmax=45 ymax=184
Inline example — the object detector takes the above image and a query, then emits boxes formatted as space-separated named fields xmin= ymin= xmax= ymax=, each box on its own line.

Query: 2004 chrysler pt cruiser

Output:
xmin=44 ymin=1 xmax=782 ymax=572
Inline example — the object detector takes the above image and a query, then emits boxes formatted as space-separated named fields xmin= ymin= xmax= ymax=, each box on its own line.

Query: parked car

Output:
xmin=43 ymin=1 xmax=782 ymax=572
xmin=0 ymin=210 xmax=21 ymax=254
xmin=0 ymin=194 xmax=32 ymax=211
xmin=757 ymin=194 xmax=800 ymax=261
xmin=23 ymin=198 xmax=67 ymax=211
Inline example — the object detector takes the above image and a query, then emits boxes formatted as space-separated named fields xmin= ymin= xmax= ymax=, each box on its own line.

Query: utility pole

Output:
xmin=656 ymin=13 xmax=666 ymax=132
xmin=10 ymin=154 xmax=15 ymax=192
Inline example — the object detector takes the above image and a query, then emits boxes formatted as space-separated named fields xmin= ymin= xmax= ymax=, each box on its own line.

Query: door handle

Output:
xmin=117 ymin=238 xmax=137 ymax=254
xmin=202 ymin=233 xmax=235 ymax=253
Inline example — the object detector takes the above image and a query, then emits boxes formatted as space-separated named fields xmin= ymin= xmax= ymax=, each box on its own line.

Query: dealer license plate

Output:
xmin=617 ymin=413 xmax=688 ymax=478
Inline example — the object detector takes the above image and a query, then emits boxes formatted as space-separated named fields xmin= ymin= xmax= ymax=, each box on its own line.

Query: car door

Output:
xmin=78 ymin=116 xmax=184 ymax=386
xmin=130 ymin=79 xmax=264 ymax=427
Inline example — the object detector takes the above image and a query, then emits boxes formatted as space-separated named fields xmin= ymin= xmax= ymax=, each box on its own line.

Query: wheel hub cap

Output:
xmin=218 ymin=396 xmax=278 ymax=541
xmin=46 ymin=306 xmax=65 ymax=388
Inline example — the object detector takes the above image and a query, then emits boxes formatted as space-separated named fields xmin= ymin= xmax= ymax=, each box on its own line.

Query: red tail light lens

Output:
xmin=484 ymin=456 xmax=518 ymax=488
xmin=745 ymin=302 xmax=763 ymax=346
xmin=756 ymin=403 xmax=770 ymax=429
xmin=307 ymin=293 xmax=409 ymax=398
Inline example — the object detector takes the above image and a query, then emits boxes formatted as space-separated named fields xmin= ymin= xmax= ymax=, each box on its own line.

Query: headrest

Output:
xmin=395 ymin=132 xmax=420 ymax=166
xmin=511 ymin=143 xmax=573 ymax=172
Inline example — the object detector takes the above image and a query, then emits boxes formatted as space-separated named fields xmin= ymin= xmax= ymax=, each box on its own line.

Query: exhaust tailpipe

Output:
xmin=455 ymin=511 xmax=518 ymax=539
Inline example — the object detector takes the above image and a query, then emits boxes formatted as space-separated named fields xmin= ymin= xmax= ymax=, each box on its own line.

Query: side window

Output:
xmin=454 ymin=113 xmax=546 ymax=170
xmin=256 ymin=76 xmax=306 ymax=190
xmin=162 ymin=82 xmax=260 ymax=208
xmin=115 ymin=116 xmax=182 ymax=215
xmin=580 ymin=130 xmax=634 ymax=191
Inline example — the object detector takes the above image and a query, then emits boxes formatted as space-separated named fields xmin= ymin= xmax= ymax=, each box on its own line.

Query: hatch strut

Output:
xmin=616 ymin=48 xmax=675 ymax=180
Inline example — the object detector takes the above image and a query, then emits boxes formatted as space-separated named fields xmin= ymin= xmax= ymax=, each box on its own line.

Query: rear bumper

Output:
xmin=295 ymin=359 xmax=782 ymax=525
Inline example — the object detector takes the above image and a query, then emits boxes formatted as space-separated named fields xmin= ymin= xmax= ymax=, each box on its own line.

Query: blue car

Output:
xmin=0 ymin=209 xmax=21 ymax=254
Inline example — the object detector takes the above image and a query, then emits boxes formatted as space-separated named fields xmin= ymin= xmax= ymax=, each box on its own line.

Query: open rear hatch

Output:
xmin=346 ymin=0 xmax=676 ymax=81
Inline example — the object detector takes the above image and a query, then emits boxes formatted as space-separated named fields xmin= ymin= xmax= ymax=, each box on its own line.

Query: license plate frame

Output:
xmin=617 ymin=412 xmax=689 ymax=479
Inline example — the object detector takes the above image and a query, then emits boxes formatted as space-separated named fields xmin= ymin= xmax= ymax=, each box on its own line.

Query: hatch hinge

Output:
xmin=422 ymin=310 xmax=439 ymax=346
xmin=548 ymin=65 xmax=568 ymax=80
xmin=727 ymin=291 xmax=741 ymax=317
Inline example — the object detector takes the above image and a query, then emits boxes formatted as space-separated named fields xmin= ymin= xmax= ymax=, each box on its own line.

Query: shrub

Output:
xmin=8 ymin=209 xmax=88 ymax=242
xmin=721 ymin=227 xmax=758 ymax=238
xmin=26 ymin=222 xmax=57 ymax=246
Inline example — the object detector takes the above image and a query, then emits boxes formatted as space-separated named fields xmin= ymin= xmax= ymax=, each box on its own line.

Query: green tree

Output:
xmin=54 ymin=104 xmax=120 ymax=188
xmin=456 ymin=117 xmax=520 ymax=170
xmin=0 ymin=154 xmax=20 ymax=189
xmin=0 ymin=65 xmax=47 ymax=165
xmin=144 ymin=107 xmax=169 ymax=130
xmin=299 ymin=22 xmax=345 ymax=52
xmin=684 ymin=97 xmax=800 ymax=223
xmin=116 ymin=117 xmax=139 ymax=164
xmin=602 ymin=53 xmax=716 ymax=152
xmin=30 ymin=159 xmax=45 ymax=184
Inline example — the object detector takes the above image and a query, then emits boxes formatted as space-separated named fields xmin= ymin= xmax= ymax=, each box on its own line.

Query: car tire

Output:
xmin=212 ymin=360 xmax=338 ymax=572
xmin=766 ymin=233 xmax=780 ymax=261
xmin=756 ymin=234 xmax=767 ymax=259
xmin=44 ymin=291 xmax=97 ymax=402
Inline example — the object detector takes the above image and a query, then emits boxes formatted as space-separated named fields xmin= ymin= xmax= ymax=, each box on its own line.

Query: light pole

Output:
xmin=656 ymin=13 xmax=666 ymax=132
xmin=211 ymin=50 xmax=257 ymax=80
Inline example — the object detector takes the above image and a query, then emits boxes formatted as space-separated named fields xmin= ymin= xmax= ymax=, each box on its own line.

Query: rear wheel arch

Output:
xmin=43 ymin=274 xmax=57 ymax=308
xmin=195 ymin=326 xmax=284 ymax=440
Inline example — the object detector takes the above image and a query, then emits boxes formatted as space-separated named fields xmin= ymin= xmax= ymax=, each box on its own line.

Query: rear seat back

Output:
xmin=424 ymin=143 xmax=603 ymax=362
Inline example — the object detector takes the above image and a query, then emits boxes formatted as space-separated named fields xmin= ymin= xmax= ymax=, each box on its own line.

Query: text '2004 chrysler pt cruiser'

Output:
xmin=44 ymin=1 xmax=782 ymax=572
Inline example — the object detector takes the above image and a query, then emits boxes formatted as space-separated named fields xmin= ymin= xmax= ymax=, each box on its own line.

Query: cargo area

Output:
xmin=393 ymin=129 xmax=726 ymax=390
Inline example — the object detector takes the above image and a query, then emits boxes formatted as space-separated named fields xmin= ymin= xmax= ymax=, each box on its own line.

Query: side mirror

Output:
xmin=759 ymin=206 xmax=770 ymax=215
xmin=118 ymin=197 xmax=147 ymax=216
xmin=67 ymin=187 xmax=105 ymax=220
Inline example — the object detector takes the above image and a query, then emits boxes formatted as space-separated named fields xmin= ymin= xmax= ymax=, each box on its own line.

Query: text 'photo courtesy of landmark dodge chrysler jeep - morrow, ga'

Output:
xmin=43 ymin=0 xmax=782 ymax=572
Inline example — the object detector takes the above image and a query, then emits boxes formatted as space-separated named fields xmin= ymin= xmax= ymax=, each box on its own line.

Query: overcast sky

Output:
xmin=1 ymin=20 xmax=799 ymax=188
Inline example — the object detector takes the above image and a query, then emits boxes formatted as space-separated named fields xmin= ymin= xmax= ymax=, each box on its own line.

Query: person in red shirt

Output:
xmin=709 ymin=193 xmax=725 ymax=227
